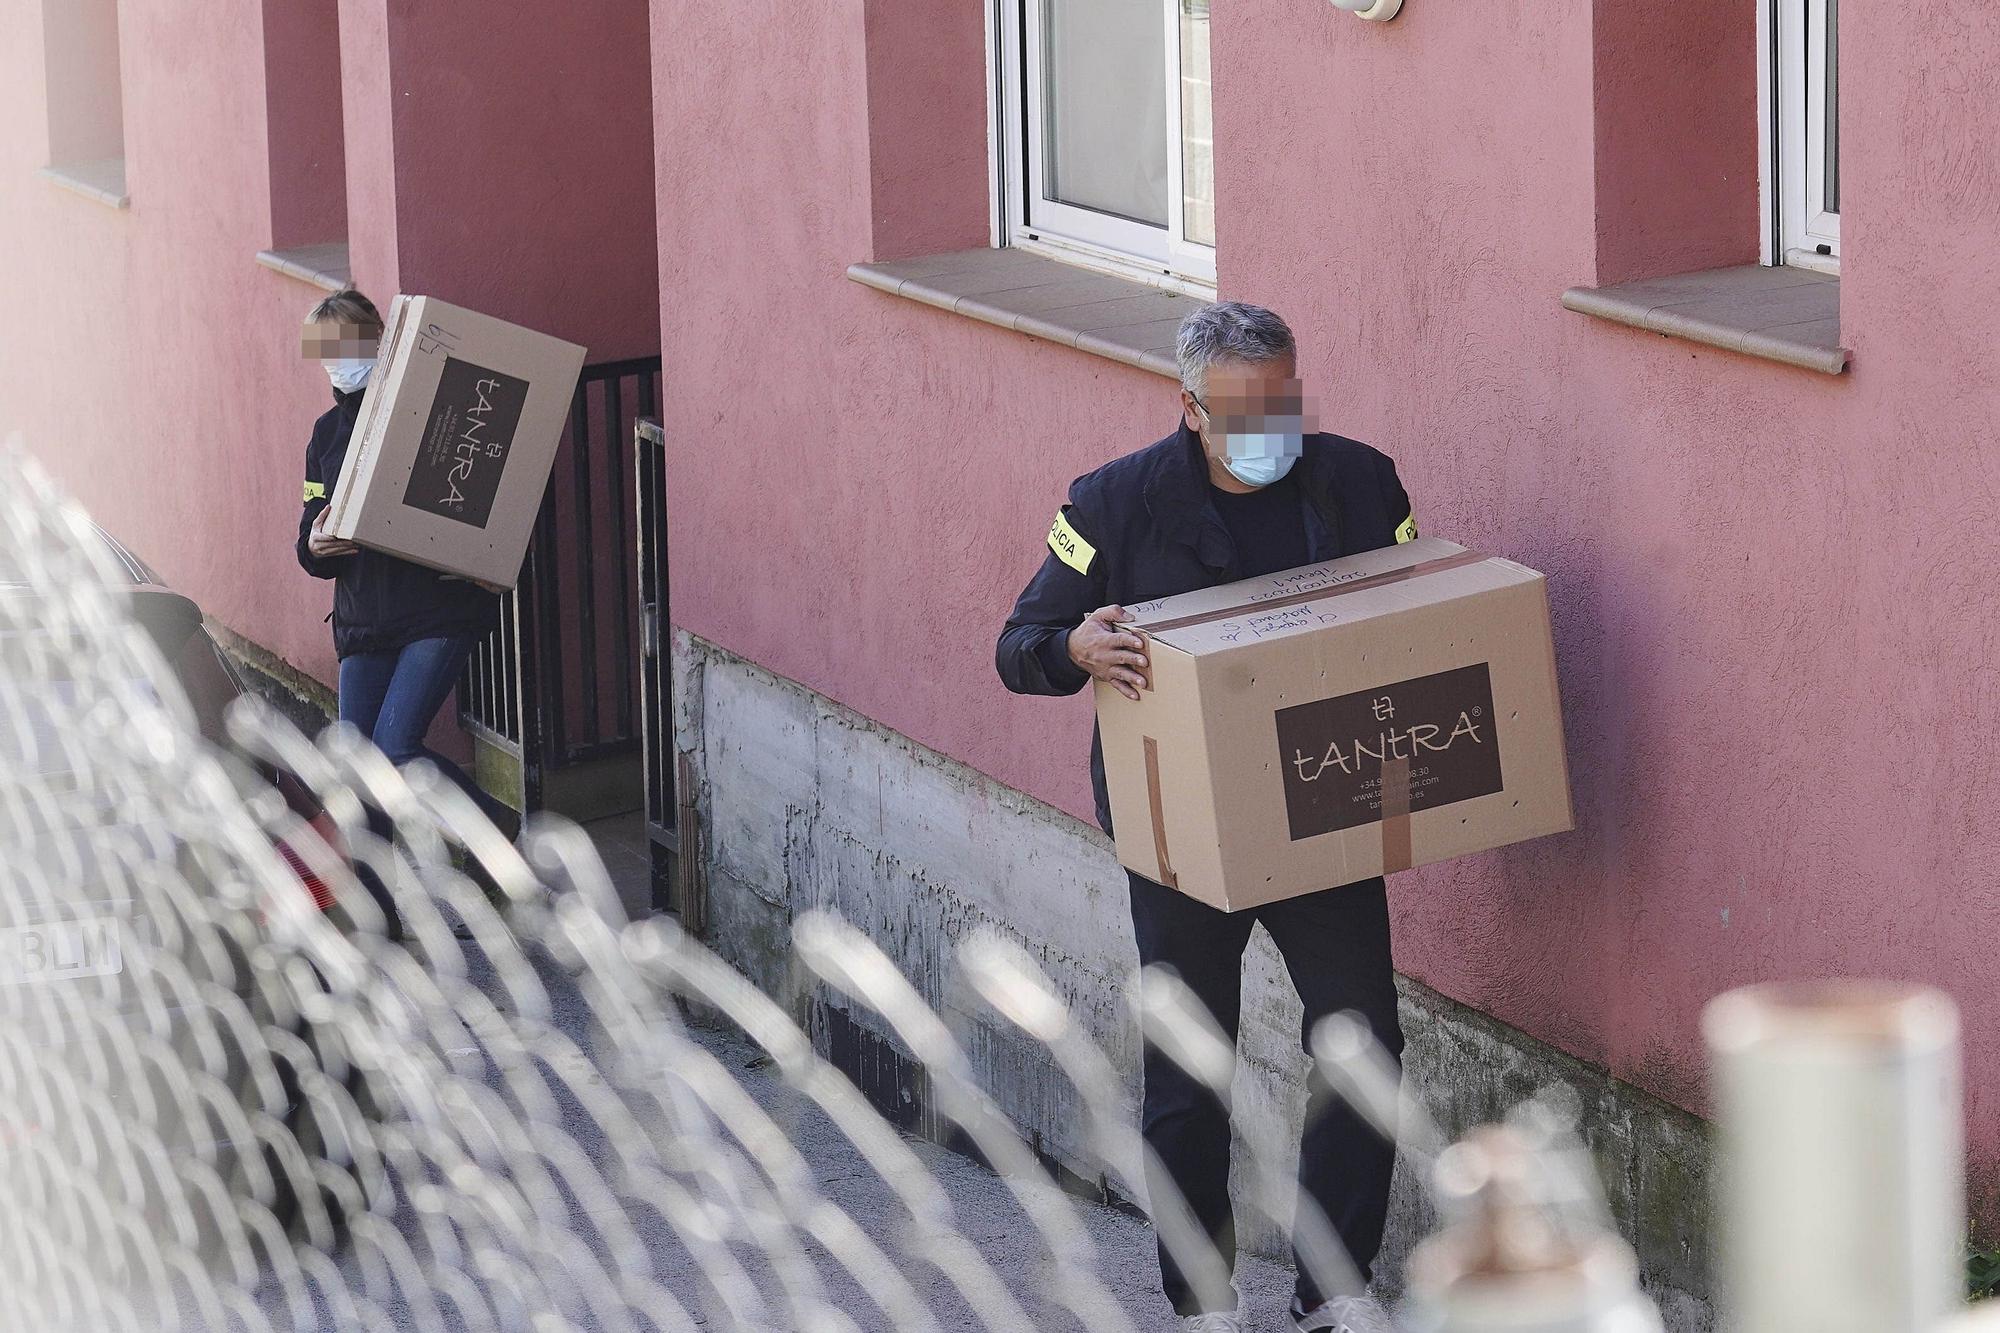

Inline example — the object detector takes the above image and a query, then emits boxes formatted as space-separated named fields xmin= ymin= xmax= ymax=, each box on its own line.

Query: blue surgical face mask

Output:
xmin=325 ymin=358 xmax=373 ymax=393
xmin=1221 ymin=431 xmax=1302 ymax=487
xmin=1193 ymin=393 xmax=1305 ymax=488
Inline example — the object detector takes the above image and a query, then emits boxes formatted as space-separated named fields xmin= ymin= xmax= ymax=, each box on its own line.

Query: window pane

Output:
xmin=1181 ymin=0 xmax=1215 ymax=246
xmin=1822 ymin=0 xmax=1839 ymax=213
xmin=1042 ymin=0 xmax=1168 ymax=227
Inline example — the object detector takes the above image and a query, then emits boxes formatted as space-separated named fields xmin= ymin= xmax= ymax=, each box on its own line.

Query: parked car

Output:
xmin=0 ymin=523 xmax=367 ymax=1249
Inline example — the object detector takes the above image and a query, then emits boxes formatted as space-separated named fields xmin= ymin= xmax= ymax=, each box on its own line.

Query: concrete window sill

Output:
xmin=40 ymin=159 xmax=130 ymax=210
xmin=1562 ymin=265 xmax=1848 ymax=375
xmin=256 ymin=242 xmax=353 ymax=293
xmin=847 ymin=248 xmax=1211 ymax=381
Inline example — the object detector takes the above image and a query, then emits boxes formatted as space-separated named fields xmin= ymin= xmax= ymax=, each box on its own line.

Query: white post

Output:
xmin=1399 ymin=1117 xmax=1663 ymax=1333
xmin=1704 ymin=982 xmax=1962 ymax=1333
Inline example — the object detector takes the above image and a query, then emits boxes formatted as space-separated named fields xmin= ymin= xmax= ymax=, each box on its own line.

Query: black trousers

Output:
xmin=1127 ymin=870 xmax=1404 ymax=1315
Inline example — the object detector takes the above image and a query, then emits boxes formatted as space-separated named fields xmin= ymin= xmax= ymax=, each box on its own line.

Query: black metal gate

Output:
xmin=458 ymin=357 xmax=663 ymax=820
xmin=634 ymin=416 xmax=686 ymax=918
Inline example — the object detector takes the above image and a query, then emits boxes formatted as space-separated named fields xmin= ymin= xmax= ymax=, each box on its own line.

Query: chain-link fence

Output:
xmin=0 ymin=439 xmax=1703 ymax=1332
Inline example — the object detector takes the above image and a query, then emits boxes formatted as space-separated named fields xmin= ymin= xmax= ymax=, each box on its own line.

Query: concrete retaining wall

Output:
xmin=674 ymin=629 xmax=1714 ymax=1328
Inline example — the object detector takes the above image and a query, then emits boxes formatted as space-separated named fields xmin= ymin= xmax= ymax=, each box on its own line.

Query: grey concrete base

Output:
xmin=673 ymin=631 xmax=1715 ymax=1331
xmin=212 ymin=626 xmax=338 ymax=737
xmin=1381 ymin=983 xmax=1714 ymax=1329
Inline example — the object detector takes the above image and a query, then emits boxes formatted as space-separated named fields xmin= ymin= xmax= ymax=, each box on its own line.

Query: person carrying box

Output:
xmin=296 ymin=289 xmax=517 ymax=846
xmin=995 ymin=302 xmax=1418 ymax=1333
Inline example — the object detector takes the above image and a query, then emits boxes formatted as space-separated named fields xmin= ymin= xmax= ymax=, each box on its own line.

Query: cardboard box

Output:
xmin=1096 ymin=537 xmax=1573 ymax=910
xmin=326 ymin=295 xmax=586 ymax=589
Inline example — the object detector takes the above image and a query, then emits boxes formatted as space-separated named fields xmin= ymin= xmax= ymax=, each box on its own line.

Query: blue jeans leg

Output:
xmin=339 ymin=636 xmax=516 ymax=831
xmin=337 ymin=648 xmax=397 ymax=737
xmin=335 ymin=648 xmax=405 ymax=933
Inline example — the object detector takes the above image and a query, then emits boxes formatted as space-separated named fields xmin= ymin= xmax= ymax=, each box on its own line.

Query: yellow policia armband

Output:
xmin=1394 ymin=512 xmax=1418 ymax=543
xmin=303 ymin=481 xmax=326 ymax=502
xmin=1048 ymin=508 xmax=1097 ymax=575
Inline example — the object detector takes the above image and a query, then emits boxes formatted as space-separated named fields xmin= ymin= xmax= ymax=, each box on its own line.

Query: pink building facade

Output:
xmin=1 ymin=0 xmax=658 ymax=719
xmin=7 ymin=0 xmax=2000 ymax=1312
xmin=655 ymin=0 xmax=2000 ymax=1304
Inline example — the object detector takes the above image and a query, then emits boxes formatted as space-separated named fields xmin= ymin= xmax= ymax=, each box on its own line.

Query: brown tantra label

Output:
xmin=1275 ymin=663 xmax=1503 ymax=840
xmin=402 ymin=357 xmax=530 ymax=529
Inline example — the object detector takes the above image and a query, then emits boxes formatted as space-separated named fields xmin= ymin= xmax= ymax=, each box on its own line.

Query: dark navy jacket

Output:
xmin=295 ymin=386 xmax=500 ymax=660
xmin=996 ymin=420 xmax=1415 ymax=835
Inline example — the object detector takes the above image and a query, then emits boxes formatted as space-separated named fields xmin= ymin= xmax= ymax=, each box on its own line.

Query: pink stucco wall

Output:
xmin=1590 ymin=0 xmax=1762 ymax=284
xmin=0 ymin=0 xmax=658 ymax=722
xmin=652 ymin=0 xmax=2000 ymax=1205
xmin=40 ymin=0 xmax=126 ymax=167
xmin=261 ymin=0 xmax=346 ymax=254
xmin=349 ymin=0 xmax=660 ymax=356
xmin=859 ymin=0 xmax=992 ymax=262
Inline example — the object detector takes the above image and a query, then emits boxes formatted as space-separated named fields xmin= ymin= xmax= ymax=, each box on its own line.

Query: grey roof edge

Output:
xmin=848 ymin=251 xmax=1199 ymax=382
xmin=1562 ymin=274 xmax=1850 ymax=376
xmin=39 ymin=162 xmax=130 ymax=210
xmin=844 ymin=262 xmax=906 ymax=297
xmin=256 ymin=244 xmax=354 ymax=293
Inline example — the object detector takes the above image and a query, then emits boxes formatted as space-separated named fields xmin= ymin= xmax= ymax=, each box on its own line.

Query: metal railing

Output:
xmin=459 ymin=585 xmax=523 ymax=746
xmin=459 ymin=356 xmax=663 ymax=809
xmin=635 ymin=416 xmax=682 ymax=915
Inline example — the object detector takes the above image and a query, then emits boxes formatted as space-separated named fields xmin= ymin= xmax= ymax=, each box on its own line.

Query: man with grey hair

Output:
xmin=996 ymin=302 xmax=1416 ymax=1333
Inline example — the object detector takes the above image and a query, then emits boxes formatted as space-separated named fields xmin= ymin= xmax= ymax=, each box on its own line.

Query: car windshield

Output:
xmin=0 ymin=524 xmax=150 ymax=591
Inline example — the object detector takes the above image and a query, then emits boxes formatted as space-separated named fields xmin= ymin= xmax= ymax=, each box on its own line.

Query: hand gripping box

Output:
xmin=326 ymin=295 xmax=586 ymax=589
xmin=1095 ymin=537 xmax=1573 ymax=910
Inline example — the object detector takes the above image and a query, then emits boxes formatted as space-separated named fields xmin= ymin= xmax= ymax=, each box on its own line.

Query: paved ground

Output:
xmin=586 ymin=808 xmax=659 ymax=921
xmin=159 ymin=813 xmax=1305 ymax=1329
xmin=572 ymin=812 xmax=1306 ymax=1330
xmin=654 ymin=1000 xmax=1303 ymax=1330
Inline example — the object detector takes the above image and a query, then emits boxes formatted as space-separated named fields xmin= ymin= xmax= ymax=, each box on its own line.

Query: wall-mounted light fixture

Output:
xmin=1331 ymin=0 xmax=1402 ymax=21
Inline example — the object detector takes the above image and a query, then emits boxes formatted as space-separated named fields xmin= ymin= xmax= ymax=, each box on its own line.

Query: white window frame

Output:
xmin=1761 ymin=0 xmax=1840 ymax=271
xmin=988 ymin=0 xmax=1218 ymax=295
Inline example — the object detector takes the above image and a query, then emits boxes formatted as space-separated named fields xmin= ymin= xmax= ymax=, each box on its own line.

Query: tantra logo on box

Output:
xmin=1273 ymin=663 xmax=1505 ymax=840
xmin=403 ymin=357 xmax=531 ymax=529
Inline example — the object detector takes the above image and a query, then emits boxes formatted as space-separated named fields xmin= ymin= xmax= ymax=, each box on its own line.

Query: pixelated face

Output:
xmin=300 ymin=320 xmax=379 ymax=362
xmin=1181 ymin=356 xmax=1318 ymax=456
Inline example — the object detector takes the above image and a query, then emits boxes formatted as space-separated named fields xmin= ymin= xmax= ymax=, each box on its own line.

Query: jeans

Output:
xmin=1127 ymin=870 xmax=1404 ymax=1316
xmin=338 ymin=634 xmax=516 ymax=832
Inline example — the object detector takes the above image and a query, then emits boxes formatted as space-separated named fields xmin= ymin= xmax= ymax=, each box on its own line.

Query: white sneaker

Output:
xmin=1293 ymin=1293 xmax=1395 ymax=1333
xmin=1181 ymin=1312 xmax=1243 ymax=1333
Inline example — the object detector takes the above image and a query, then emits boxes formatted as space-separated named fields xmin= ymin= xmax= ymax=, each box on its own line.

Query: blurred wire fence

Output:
xmin=0 ymin=437 xmax=1974 ymax=1333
